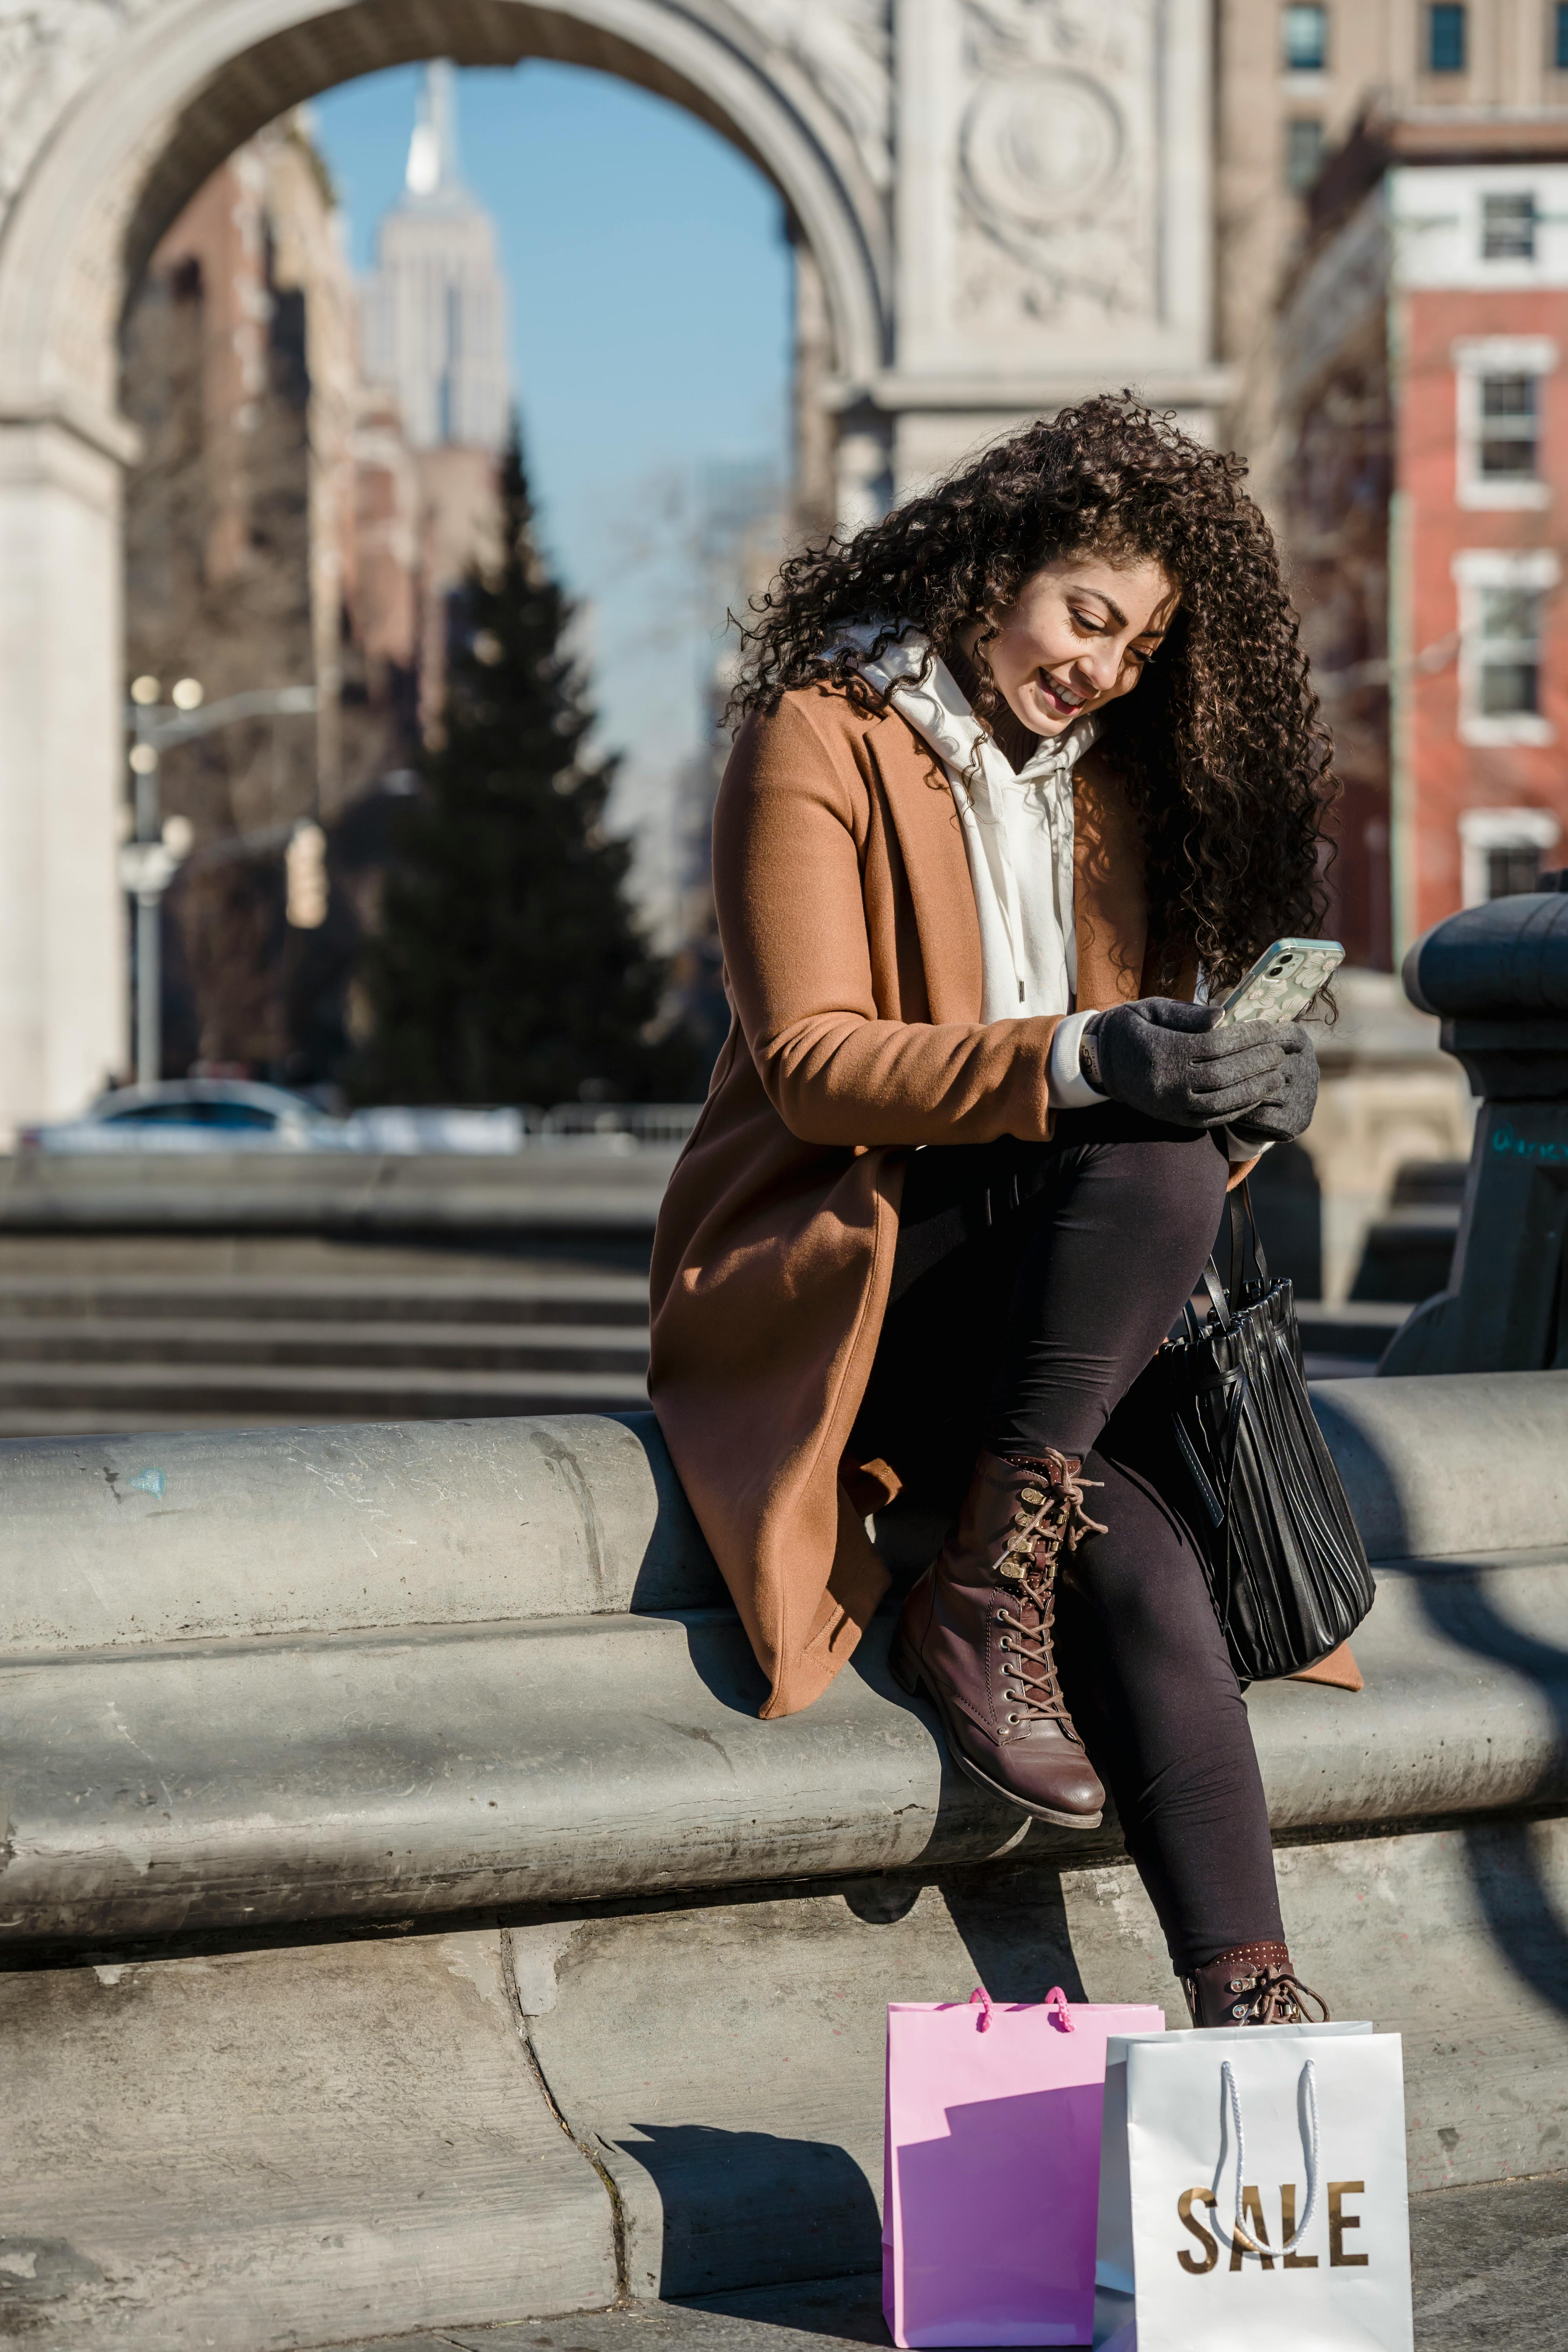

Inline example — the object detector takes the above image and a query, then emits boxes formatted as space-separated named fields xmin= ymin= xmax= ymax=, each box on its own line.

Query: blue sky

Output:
xmin=310 ymin=62 xmax=792 ymax=929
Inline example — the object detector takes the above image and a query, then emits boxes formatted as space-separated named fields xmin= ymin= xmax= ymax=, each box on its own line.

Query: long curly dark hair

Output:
xmin=730 ymin=395 xmax=1334 ymax=993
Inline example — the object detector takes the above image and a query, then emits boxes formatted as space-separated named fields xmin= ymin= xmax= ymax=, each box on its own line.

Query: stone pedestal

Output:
xmin=1298 ymin=969 xmax=1475 ymax=1303
xmin=886 ymin=0 xmax=1230 ymax=491
xmin=1381 ymin=892 xmax=1568 ymax=1374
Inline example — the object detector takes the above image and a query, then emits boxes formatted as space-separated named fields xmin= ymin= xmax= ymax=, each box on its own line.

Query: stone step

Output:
xmin=296 ymin=2172 xmax=1568 ymax=2351
xmin=0 ymin=1359 xmax=650 ymax=1425
xmin=0 ymin=1409 xmax=477 ymax=1434
xmin=1352 ymin=1205 xmax=1462 ymax=1303
xmin=5 ymin=1864 xmax=1562 ymax=2350
xmin=5 ymin=1379 xmax=1566 ymax=2351
xmin=0 ymin=1145 xmax=677 ymax=1233
xmin=1297 ymin=1296 xmax=1412 ymax=1374
xmin=0 ymin=1270 xmax=649 ymax=1325
xmin=1294 ymin=1297 xmax=1412 ymax=1350
xmin=7 ymin=1549 xmax=1565 ymax=1940
xmin=0 ymin=1233 xmax=653 ymax=1279
xmin=0 ymin=1315 xmax=650 ymax=1372
xmin=1391 ymin=1157 xmax=1470 ymax=1209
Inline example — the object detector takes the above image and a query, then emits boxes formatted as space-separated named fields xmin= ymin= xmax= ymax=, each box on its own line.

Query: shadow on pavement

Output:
xmin=1417 ymin=1571 xmax=1568 ymax=2022
xmin=615 ymin=2122 xmax=882 ymax=2305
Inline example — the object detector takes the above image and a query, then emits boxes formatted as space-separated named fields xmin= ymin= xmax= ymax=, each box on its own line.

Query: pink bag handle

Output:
xmin=969 ymin=1985 xmax=1075 ymax=2030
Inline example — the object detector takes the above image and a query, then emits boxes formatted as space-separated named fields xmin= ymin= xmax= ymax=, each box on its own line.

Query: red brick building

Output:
xmin=1280 ymin=111 xmax=1568 ymax=965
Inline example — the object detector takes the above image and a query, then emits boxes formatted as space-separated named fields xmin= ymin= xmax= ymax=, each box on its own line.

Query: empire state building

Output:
xmin=359 ymin=63 xmax=510 ymax=730
xmin=361 ymin=62 xmax=509 ymax=452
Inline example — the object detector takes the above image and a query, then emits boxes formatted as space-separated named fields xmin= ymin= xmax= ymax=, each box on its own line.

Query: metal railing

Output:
xmin=533 ymin=1103 xmax=702 ymax=1144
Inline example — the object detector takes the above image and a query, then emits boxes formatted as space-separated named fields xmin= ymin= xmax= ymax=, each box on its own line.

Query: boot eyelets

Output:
xmin=903 ymin=1455 xmax=1108 ymax=1824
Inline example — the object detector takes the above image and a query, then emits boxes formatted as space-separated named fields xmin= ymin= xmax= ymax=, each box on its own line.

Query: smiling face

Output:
xmin=961 ymin=552 xmax=1178 ymax=738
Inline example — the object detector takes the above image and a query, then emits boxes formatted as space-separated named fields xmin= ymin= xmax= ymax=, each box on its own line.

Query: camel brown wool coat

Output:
xmin=648 ymin=680 xmax=1247 ymax=1720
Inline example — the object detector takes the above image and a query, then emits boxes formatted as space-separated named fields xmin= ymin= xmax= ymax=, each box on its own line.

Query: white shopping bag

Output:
xmin=1093 ymin=2023 xmax=1413 ymax=2351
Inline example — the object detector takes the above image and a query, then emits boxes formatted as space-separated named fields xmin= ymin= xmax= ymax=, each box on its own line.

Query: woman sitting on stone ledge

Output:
xmin=649 ymin=396 xmax=1330 ymax=2028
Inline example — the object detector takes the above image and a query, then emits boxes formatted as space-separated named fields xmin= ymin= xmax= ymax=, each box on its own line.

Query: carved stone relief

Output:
xmin=954 ymin=0 xmax=1160 ymax=335
xmin=732 ymin=0 xmax=892 ymax=193
xmin=0 ymin=2 xmax=147 ymax=216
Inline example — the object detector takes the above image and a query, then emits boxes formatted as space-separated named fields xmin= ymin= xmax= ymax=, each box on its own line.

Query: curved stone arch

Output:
xmin=0 ymin=0 xmax=889 ymax=431
xmin=0 ymin=0 xmax=1227 ymax=1131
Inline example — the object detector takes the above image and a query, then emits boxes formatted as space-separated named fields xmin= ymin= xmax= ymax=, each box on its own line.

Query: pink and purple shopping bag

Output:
xmin=883 ymin=1985 xmax=1165 ymax=2348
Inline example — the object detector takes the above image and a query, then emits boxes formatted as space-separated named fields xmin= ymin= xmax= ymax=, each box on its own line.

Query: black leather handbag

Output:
xmin=1146 ymin=1183 xmax=1375 ymax=1683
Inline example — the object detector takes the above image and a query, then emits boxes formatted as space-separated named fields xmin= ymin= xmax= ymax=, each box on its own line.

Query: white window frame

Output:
xmin=1453 ymin=336 xmax=1555 ymax=509
xmin=1282 ymin=3 xmax=1329 ymax=74
xmin=1458 ymin=806 xmax=1561 ymax=905
xmin=1481 ymin=188 xmax=1537 ymax=261
xmin=1284 ymin=114 xmax=1327 ymax=194
xmin=1452 ymin=547 xmax=1559 ymax=746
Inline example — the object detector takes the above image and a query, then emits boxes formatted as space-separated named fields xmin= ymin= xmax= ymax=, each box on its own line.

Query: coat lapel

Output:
xmin=867 ymin=712 xmax=984 ymax=1025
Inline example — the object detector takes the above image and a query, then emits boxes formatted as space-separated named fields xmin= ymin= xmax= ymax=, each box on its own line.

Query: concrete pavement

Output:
xmin=303 ymin=2170 xmax=1568 ymax=2348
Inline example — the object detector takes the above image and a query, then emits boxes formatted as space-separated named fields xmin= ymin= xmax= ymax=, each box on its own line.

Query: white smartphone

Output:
xmin=1212 ymin=937 xmax=1344 ymax=1027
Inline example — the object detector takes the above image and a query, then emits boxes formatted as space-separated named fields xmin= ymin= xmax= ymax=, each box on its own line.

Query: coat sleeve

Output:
xmin=712 ymin=693 xmax=1060 ymax=1148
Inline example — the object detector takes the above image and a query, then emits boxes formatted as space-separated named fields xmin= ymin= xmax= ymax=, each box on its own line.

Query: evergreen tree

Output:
xmin=355 ymin=426 xmax=702 ymax=1106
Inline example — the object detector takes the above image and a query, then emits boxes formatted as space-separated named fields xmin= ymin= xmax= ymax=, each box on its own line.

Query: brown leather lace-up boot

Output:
xmin=889 ymin=1446 xmax=1108 ymax=1827
xmin=1182 ymin=1941 xmax=1331 ymax=2028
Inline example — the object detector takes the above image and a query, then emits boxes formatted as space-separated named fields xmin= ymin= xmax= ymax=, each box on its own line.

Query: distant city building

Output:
xmin=360 ymin=62 xmax=509 ymax=452
xmin=115 ymin=73 xmax=519 ymax=1084
xmin=360 ymin=62 xmax=509 ymax=731
xmin=123 ymin=118 xmax=367 ymax=832
xmin=120 ymin=113 xmax=437 ymax=1081
xmin=1219 ymin=3 xmax=1568 ymax=494
xmin=1279 ymin=110 xmax=1568 ymax=966
xmin=666 ymin=459 xmax=786 ymax=1058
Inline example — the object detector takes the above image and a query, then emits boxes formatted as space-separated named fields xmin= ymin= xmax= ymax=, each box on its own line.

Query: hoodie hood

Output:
xmin=826 ymin=624 xmax=1101 ymax=1020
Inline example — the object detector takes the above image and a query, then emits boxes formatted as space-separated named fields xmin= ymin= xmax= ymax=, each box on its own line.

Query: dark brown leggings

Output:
xmin=852 ymin=1106 xmax=1286 ymax=1975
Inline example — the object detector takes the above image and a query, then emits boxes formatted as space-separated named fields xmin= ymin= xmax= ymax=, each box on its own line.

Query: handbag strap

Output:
xmin=1227 ymin=1180 xmax=1270 ymax=1302
xmin=1199 ymin=1259 xmax=1234 ymax=1329
xmin=1199 ymin=1179 xmax=1271 ymax=1330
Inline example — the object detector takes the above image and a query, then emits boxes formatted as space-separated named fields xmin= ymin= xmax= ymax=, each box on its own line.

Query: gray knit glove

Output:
xmin=1083 ymin=998 xmax=1303 ymax=1131
xmin=1227 ymin=1024 xmax=1318 ymax=1144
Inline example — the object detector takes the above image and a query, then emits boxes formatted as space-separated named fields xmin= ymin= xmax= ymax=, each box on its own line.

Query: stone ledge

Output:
xmin=7 ymin=1377 xmax=1567 ymax=1658
xmin=5 ymin=1551 xmax=1564 ymax=1945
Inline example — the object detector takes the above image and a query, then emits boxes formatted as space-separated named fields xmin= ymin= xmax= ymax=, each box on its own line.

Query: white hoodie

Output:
xmin=829 ymin=625 xmax=1106 ymax=1108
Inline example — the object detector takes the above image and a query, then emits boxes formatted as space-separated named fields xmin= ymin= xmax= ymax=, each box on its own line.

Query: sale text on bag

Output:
xmin=1177 ymin=2180 xmax=1369 ymax=2271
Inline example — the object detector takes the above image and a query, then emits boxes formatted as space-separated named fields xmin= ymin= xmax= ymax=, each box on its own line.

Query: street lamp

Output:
xmin=121 ymin=679 xmax=318 ymax=1089
xmin=123 ymin=677 xmax=171 ymax=1093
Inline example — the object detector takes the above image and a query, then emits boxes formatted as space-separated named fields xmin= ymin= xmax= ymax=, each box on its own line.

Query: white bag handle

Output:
xmin=1220 ymin=2056 xmax=1319 ymax=2256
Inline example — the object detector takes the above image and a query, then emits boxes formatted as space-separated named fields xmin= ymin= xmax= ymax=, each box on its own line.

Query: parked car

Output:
xmin=340 ymin=1104 xmax=527 ymax=1154
xmin=18 ymin=1080 xmax=347 ymax=1152
xmin=18 ymin=1086 xmax=707 ymax=1155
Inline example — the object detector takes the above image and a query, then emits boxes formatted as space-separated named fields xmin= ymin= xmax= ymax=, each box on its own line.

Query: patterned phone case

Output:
xmin=1212 ymin=940 xmax=1344 ymax=1027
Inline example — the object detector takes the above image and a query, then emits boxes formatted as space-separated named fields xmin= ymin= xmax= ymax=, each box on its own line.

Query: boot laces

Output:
xmin=997 ymin=1581 xmax=1069 ymax=1725
xmin=1222 ymin=1964 xmax=1330 ymax=2025
xmin=995 ymin=1455 xmax=1106 ymax=1730
xmin=996 ymin=1453 xmax=1107 ymax=1578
